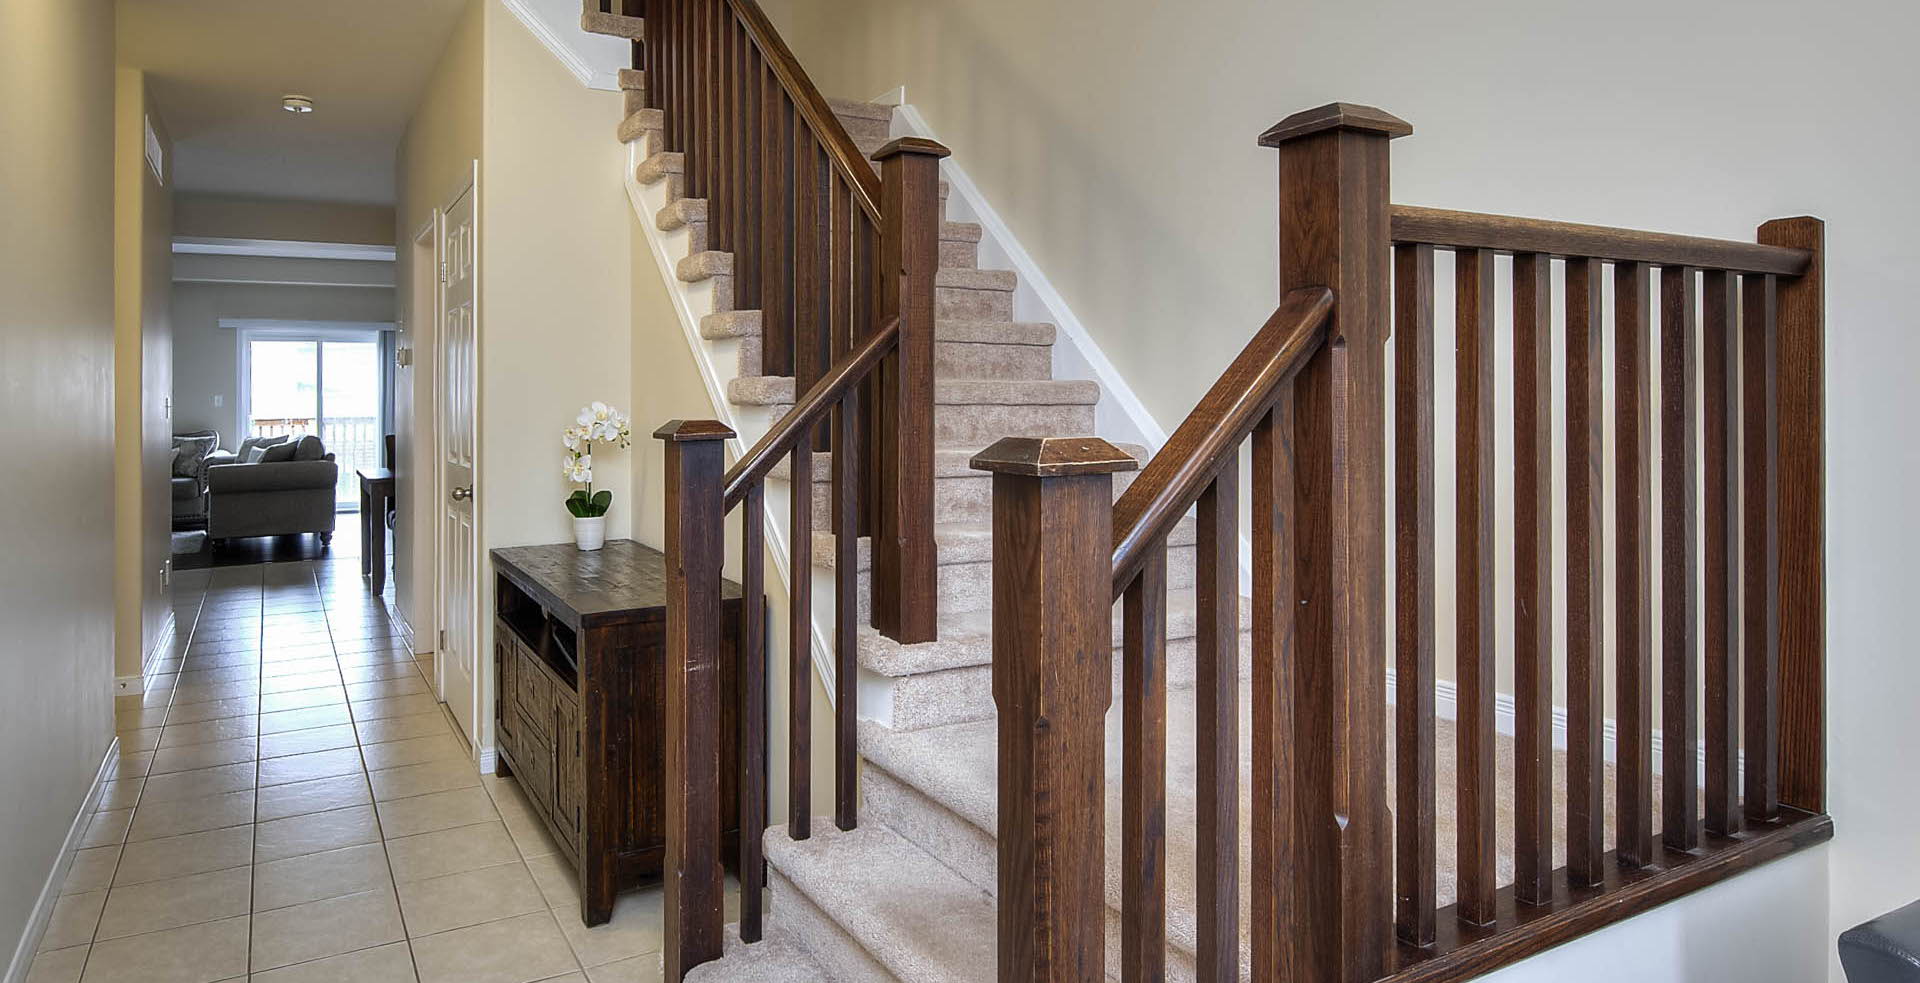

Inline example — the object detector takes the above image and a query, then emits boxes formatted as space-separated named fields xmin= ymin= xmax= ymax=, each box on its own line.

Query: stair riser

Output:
xmin=939 ymin=238 xmax=978 ymax=269
xmin=624 ymin=88 xmax=646 ymax=115
xmin=935 ymin=403 xmax=1094 ymax=444
xmin=935 ymin=340 xmax=1050 ymax=380
xmin=935 ymin=284 xmax=1013 ymax=320
xmin=769 ymin=871 xmax=896 ymax=983
xmin=858 ymin=541 xmax=1197 ymax=623
xmin=880 ymin=629 xmax=1251 ymax=732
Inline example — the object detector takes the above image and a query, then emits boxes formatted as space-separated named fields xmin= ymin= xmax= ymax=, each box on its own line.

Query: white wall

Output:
xmin=0 ymin=0 xmax=118 ymax=966
xmin=171 ymin=282 xmax=398 ymax=443
xmin=767 ymin=0 xmax=1920 ymax=977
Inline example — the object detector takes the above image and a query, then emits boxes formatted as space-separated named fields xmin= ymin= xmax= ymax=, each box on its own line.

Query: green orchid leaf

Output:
xmin=591 ymin=490 xmax=612 ymax=510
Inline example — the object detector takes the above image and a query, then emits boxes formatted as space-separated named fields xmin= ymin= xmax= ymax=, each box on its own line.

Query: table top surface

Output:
xmin=490 ymin=539 xmax=741 ymax=627
xmin=356 ymin=467 xmax=395 ymax=483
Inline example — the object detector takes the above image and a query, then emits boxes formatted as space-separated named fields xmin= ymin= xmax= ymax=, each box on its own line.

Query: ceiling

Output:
xmin=118 ymin=0 xmax=468 ymax=205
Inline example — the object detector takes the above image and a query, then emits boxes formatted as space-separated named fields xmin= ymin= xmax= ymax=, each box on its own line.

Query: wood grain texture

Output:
xmin=723 ymin=318 xmax=898 ymax=507
xmin=1268 ymin=105 xmax=1401 ymax=980
xmin=1390 ymin=205 xmax=1810 ymax=276
xmin=1195 ymin=469 xmax=1241 ymax=981
xmin=1453 ymin=247 xmax=1497 ymax=924
xmin=975 ymin=443 xmax=1132 ymax=983
xmin=1759 ymin=217 xmax=1825 ymax=815
xmin=833 ymin=392 xmax=859 ymax=830
xmin=1393 ymin=243 xmax=1436 ymax=946
xmin=759 ymin=83 xmax=794 ymax=375
xmin=1701 ymin=270 xmax=1741 ymax=836
xmin=1660 ymin=266 xmax=1700 ymax=853
xmin=657 ymin=424 xmax=730 ymax=981
xmin=738 ymin=482 xmax=767 ymax=940
xmin=1250 ymin=402 xmax=1298 ymax=983
xmin=1614 ymin=261 xmax=1655 ymax=868
xmin=1121 ymin=547 xmax=1169 ymax=983
xmin=787 ymin=441 xmax=812 ymax=839
xmin=1512 ymin=252 xmax=1553 ymax=902
xmin=1110 ymin=287 xmax=1333 ymax=597
xmin=1742 ymin=273 xmax=1781 ymax=821
xmin=1563 ymin=258 xmax=1605 ymax=885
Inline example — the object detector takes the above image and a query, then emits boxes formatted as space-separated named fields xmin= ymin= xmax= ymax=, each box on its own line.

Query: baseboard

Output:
xmin=114 ymin=610 xmax=177 ymax=695
xmin=478 ymin=745 xmax=498 ymax=774
xmin=392 ymin=610 xmax=415 ymax=655
xmin=4 ymin=736 xmax=118 ymax=983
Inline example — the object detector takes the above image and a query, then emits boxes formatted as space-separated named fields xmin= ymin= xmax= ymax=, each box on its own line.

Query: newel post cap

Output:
xmin=969 ymin=436 xmax=1138 ymax=478
xmin=1258 ymin=102 xmax=1412 ymax=147
xmin=872 ymin=137 xmax=952 ymax=162
xmin=652 ymin=419 xmax=736 ymax=442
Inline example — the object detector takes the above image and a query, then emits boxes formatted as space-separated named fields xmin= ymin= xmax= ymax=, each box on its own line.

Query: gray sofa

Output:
xmin=206 ymin=434 xmax=339 ymax=544
xmin=171 ymin=430 xmax=235 ymax=527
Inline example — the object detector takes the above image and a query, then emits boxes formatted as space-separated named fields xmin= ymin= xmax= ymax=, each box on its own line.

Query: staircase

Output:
xmin=584 ymin=4 xmax=1833 ymax=982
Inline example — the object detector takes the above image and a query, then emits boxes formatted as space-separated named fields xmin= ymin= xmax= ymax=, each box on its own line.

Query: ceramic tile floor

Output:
xmin=27 ymin=545 xmax=713 ymax=983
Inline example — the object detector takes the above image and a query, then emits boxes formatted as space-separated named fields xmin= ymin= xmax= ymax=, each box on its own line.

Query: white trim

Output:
xmin=1386 ymin=670 xmax=1730 ymax=787
xmin=173 ymin=237 xmax=397 ymax=262
xmin=890 ymin=101 xmax=1167 ymax=453
xmin=4 ymin=737 xmax=118 ymax=983
xmin=501 ymin=0 xmax=627 ymax=91
xmin=219 ymin=319 xmax=397 ymax=334
xmin=115 ymin=610 xmax=177 ymax=694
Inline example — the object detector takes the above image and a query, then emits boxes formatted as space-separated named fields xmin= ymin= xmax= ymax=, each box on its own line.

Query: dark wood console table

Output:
xmin=489 ymin=540 xmax=744 ymax=925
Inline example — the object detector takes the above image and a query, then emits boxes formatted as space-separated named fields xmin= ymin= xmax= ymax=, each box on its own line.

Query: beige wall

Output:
xmin=767 ymin=0 xmax=1920 ymax=976
xmin=112 ymin=68 xmax=173 ymax=682
xmin=170 ymin=282 xmax=398 ymax=441
xmin=395 ymin=0 xmax=483 ymax=642
xmin=175 ymin=193 xmax=396 ymax=246
xmin=0 ymin=0 xmax=118 ymax=962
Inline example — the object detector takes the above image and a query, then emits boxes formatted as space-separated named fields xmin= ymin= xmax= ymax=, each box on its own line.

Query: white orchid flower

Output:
xmin=563 ymin=429 xmax=581 ymax=451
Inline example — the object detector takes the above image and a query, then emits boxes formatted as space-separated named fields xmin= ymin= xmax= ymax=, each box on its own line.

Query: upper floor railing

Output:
xmin=978 ymin=102 xmax=1830 ymax=983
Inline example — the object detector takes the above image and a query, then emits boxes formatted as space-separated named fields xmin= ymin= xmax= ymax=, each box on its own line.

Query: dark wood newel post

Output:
xmin=1257 ymin=103 xmax=1407 ymax=981
xmin=971 ymin=436 xmax=1138 ymax=983
xmin=655 ymin=419 xmax=735 ymax=983
xmin=871 ymin=137 xmax=949 ymax=644
xmin=1758 ymin=216 xmax=1825 ymax=815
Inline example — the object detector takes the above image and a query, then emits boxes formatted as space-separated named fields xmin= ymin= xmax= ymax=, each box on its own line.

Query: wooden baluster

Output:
xmin=707 ymin=0 xmax=728 ymax=253
xmin=870 ymin=138 xmax=949 ymax=644
xmin=1249 ymin=399 xmax=1296 ymax=983
xmin=856 ymin=214 xmax=879 ymax=539
xmin=1513 ymin=251 xmax=1553 ymax=901
xmin=972 ymin=436 xmax=1137 ymax=983
xmin=677 ymin=0 xmax=692 ymax=160
xmin=788 ymin=439 xmax=812 ymax=839
xmin=833 ymin=390 xmax=859 ymax=830
xmin=654 ymin=419 xmax=734 ymax=982
xmin=830 ymin=176 xmax=854 ymax=366
xmin=1564 ymin=257 xmax=1606 ymax=883
xmin=1661 ymin=266 xmax=1701 ymax=852
xmin=1742 ymin=272 xmax=1780 ymax=822
xmin=1195 ymin=465 xmax=1241 ymax=980
xmin=739 ymin=480 xmax=768 ymax=941
xmin=795 ymin=140 xmax=829 ymax=448
xmin=1616 ymin=260 xmax=1655 ymax=867
xmin=1392 ymin=242 xmax=1436 ymax=947
xmin=732 ymin=29 xmax=762 ymax=313
xmin=1702 ymin=270 xmax=1741 ymax=836
xmin=1760 ymin=217 xmax=1825 ymax=815
xmin=686 ymin=0 xmax=703 ymax=200
xmin=1454 ymin=246 xmax=1497 ymax=923
xmin=1122 ymin=548 xmax=1168 ymax=983
xmin=759 ymin=85 xmax=794 ymax=375
xmin=1259 ymin=102 xmax=1405 ymax=982
xmin=655 ymin=0 xmax=674 ymax=149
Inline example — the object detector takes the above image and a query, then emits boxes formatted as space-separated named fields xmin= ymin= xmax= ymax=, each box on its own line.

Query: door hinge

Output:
xmin=438 ymin=629 xmax=447 ymax=650
xmin=439 ymin=262 xmax=449 ymax=285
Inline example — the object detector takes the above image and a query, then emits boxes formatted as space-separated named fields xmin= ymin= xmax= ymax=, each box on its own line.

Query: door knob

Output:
xmin=450 ymin=486 xmax=473 ymax=501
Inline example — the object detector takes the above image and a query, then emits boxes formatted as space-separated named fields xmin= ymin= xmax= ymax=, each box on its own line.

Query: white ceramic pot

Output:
xmin=573 ymin=515 xmax=607 ymax=551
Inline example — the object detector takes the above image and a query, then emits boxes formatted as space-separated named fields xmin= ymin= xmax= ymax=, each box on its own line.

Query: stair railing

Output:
xmin=981 ymin=102 xmax=1831 ymax=983
xmin=633 ymin=0 xmax=948 ymax=978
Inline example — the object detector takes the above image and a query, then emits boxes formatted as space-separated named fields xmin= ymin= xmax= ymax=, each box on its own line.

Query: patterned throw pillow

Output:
xmin=171 ymin=434 xmax=218 ymax=480
xmin=237 ymin=434 xmax=289 ymax=460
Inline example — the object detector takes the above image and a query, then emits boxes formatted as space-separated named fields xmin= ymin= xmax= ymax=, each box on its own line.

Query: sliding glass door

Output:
xmin=243 ymin=329 xmax=384 ymax=510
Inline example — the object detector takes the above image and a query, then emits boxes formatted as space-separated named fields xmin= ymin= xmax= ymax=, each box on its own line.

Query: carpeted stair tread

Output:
xmin=728 ymin=375 xmax=1100 ymax=407
xmin=685 ymin=928 xmax=832 ymax=983
xmin=581 ymin=9 xmax=645 ymax=39
xmin=766 ymin=822 xmax=996 ymax=983
xmin=617 ymin=107 xmax=663 ymax=143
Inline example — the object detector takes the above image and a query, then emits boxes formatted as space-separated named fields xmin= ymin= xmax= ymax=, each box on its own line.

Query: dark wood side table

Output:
xmin=490 ymin=540 xmax=744 ymax=925
xmin=356 ymin=467 xmax=394 ymax=594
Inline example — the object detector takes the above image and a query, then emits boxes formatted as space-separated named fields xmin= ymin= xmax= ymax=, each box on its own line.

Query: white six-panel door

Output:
xmin=437 ymin=179 xmax=480 ymax=748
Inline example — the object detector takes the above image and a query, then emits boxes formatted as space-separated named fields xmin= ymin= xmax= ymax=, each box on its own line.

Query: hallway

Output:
xmin=27 ymin=543 xmax=677 ymax=983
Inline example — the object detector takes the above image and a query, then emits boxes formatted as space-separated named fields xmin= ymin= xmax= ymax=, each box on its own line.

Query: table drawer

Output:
xmin=515 ymin=644 xmax=553 ymax=741
xmin=513 ymin=706 xmax=555 ymax=819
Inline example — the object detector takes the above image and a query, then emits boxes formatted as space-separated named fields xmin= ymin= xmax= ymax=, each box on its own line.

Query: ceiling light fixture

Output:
xmin=281 ymin=95 xmax=314 ymax=114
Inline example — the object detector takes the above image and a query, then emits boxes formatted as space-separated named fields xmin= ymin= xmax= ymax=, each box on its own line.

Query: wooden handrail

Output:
xmin=722 ymin=0 xmax=883 ymax=223
xmin=1391 ymin=205 xmax=1812 ymax=276
xmin=1109 ymin=286 xmax=1333 ymax=598
xmin=722 ymin=316 xmax=899 ymax=508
